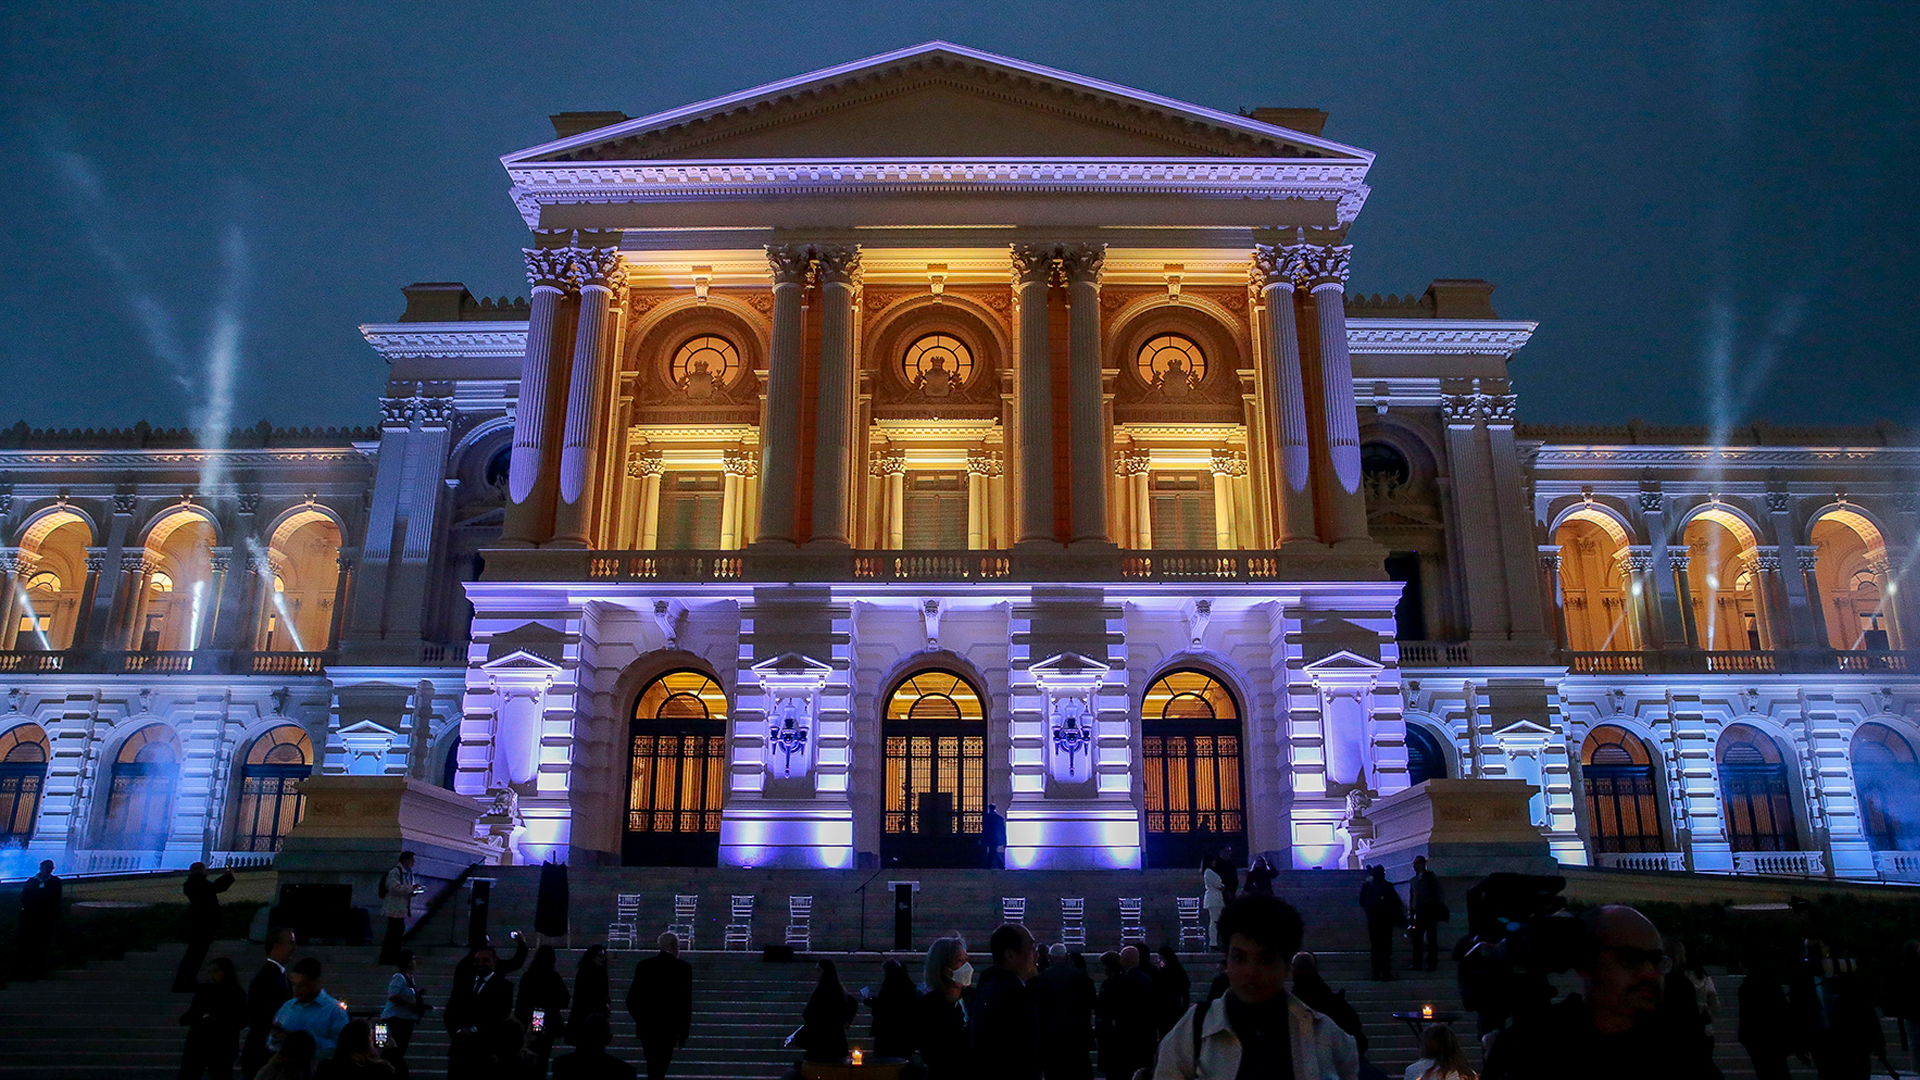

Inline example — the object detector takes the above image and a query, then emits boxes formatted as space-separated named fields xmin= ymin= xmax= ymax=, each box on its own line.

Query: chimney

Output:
xmin=1247 ymin=108 xmax=1328 ymax=137
xmin=1422 ymin=280 xmax=1500 ymax=319
xmin=550 ymin=111 xmax=631 ymax=140
xmin=398 ymin=283 xmax=473 ymax=323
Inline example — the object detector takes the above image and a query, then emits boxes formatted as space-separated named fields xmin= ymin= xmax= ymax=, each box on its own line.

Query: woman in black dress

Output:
xmin=178 ymin=956 xmax=247 ymax=1080
xmin=867 ymin=959 xmax=918 ymax=1061
xmin=796 ymin=958 xmax=859 ymax=1063
xmin=569 ymin=944 xmax=612 ymax=1040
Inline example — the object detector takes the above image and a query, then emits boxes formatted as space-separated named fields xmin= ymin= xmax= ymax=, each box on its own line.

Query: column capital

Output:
xmin=121 ymin=550 xmax=156 ymax=576
xmin=1009 ymin=244 xmax=1056 ymax=285
xmin=1298 ymin=243 xmax=1353 ymax=289
xmin=1538 ymin=546 xmax=1563 ymax=573
xmin=877 ymin=450 xmax=908 ymax=477
xmin=0 ymin=549 xmax=31 ymax=575
xmin=1623 ymin=546 xmax=1654 ymax=574
xmin=766 ymin=244 xmax=812 ymax=285
xmin=571 ymin=247 xmax=627 ymax=292
xmin=1441 ymin=394 xmax=1481 ymax=427
xmin=1057 ymin=243 xmax=1106 ymax=285
xmin=722 ymin=449 xmax=755 ymax=477
xmin=966 ymin=449 xmax=996 ymax=477
xmin=112 ymin=492 xmax=138 ymax=515
xmin=812 ymin=244 xmax=862 ymax=286
xmin=1480 ymin=393 xmax=1518 ymax=426
xmin=1119 ymin=451 xmax=1153 ymax=476
xmin=1210 ymin=450 xmax=1247 ymax=477
xmin=1799 ymin=545 xmax=1829 ymax=573
xmin=627 ymin=449 xmax=664 ymax=479
xmin=1765 ymin=489 xmax=1793 ymax=514
xmin=1667 ymin=551 xmax=1691 ymax=572
xmin=1754 ymin=551 xmax=1785 ymax=574
xmin=85 ymin=547 xmax=108 ymax=573
xmin=523 ymin=247 xmax=573 ymax=290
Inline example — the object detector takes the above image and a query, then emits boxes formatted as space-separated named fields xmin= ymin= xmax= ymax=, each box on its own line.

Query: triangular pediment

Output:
xmin=509 ymin=42 xmax=1370 ymax=165
xmin=1302 ymin=649 xmax=1386 ymax=675
xmin=750 ymin=653 xmax=834 ymax=676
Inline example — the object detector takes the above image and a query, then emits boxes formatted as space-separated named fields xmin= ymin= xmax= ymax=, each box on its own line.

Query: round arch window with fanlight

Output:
xmin=1140 ymin=669 xmax=1245 ymax=868
xmin=233 ymin=726 xmax=313 ymax=853
xmin=0 ymin=724 xmax=49 ymax=844
xmin=1853 ymin=722 xmax=1920 ymax=851
xmin=901 ymin=333 xmax=975 ymax=394
xmin=1135 ymin=334 xmax=1207 ymax=392
xmin=1581 ymin=725 xmax=1663 ymax=854
xmin=670 ymin=335 xmax=741 ymax=391
xmin=103 ymin=725 xmax=181 ymax=851
xmin=882 ymin=670 xmax=986 ymax=868
xmin=1717 ymin=724 xmax=1799 ymax=853
xmin=625 ymin=670 xmax=729 ymax=866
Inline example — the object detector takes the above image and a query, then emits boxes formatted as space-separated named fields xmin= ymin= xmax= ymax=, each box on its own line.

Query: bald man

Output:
xmin=1483 ymin=905 xmax=1721 ymax=1079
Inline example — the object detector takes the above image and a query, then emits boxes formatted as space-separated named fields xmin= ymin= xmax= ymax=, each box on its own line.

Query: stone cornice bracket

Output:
xmin=651 ymin=599 xmax=685 ymax=649
xmin=1182 ymin=598 xmax=1213 ymax=649
xmin=812 ymin=244 xmax=862 ymax=286
xmin=1057 ymin=243 xmax=1106 ymax=285
xmin=523 ymin=247 xmax=573 ymax=291
xmin=766 ymin=243 xmax=813 ymax=285
xmin=1297 ymin=244 xmax=1353 ymax=290
xmin=919 ymin=598 xmax=944 ymax=651
xmin=1009 ymin=243 xmax=1056 ymax=286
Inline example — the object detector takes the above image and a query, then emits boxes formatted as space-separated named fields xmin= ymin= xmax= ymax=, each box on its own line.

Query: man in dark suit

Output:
xmin=174 ymin=861 xmax=237 ymax=991
xmin=17 ymin=859 xmax=62 ymax=979
xmin=626 ymin=932 xmax=694 ymax=1080
xmin=240 ymin=927 xmax=297 ymax=1079
xmin=1033 ymin=943 xmax=1095 ymax=1080
xmin=982 ymin=804 xmax=1007 ymax=869
xmin=971 ymin=923 xmax=1040 ymax=1080
xmin=445 ymin=943 xmax=515 ymax=1075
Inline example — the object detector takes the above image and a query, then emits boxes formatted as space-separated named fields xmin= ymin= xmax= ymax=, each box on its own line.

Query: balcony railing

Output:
xmin=1568 ymin=651 xmax=1647 ymax=674
xmin=1731 ymin=850 xmax=1826 ymax=877
xmin=1873 ymin=850 xmax=1920 ymax=882
xmin=1399 ymin=641 xmax=1474 ymax=667
xmin=1594 ymin=851 xmax=1688 ymax=871
xmin=1567 ymin=648 xmax=1911 ymax=676
xmin=0 ymin=649 xmax=334 ymax=676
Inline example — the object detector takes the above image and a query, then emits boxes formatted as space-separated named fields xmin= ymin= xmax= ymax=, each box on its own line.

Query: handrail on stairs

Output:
xmin=404 ymin=861 xmax=482 ymax=946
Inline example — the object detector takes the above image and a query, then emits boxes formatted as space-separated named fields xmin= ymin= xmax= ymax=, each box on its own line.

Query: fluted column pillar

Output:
xmin=756 ymin=245 xmax=810 ymax=545
xmin=1250 ymin=246 xmax=1317 ymax=543
xmin=1799 ymin=546 xmax=1830 ymax=648
xmin=1540 ymin=546 xmax=1569 ymax=651
xmin=1060 ymin=244 xmax=1108 ymax=545
xmin=634 ymin=452 xmax=664 ymax=550
xmin=0 ymin=550 xmax=25 ymax=650
xmin=880 ymin=451 xmax=907 ymax=550
xmin=1123 ymin=451 xmax=1153 ymax=549
xmin=1301 ymin=244 xmax=1368 ymax=543
xmin=552 ymin=248 xmax=625 ymax=548
xmin=1671 ymin=552 xmax=1702 ymax=647
xmin=1011 ymin=245 xmax=1056 ymax=545
xmin=1210 ymin=451 xmax=1238 ymax=550
xmin=720 ymin=450 xmax=751 ymax=550
xmin=502 ymin=248 xmax=574 ymax=547
xmin=967 ymin=450 xmax=992 ymax=549
xmin=809 ymin=246 xmax=860 ymax=546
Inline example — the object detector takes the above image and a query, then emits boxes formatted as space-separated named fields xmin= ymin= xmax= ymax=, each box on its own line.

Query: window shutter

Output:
xmin=904 ymin=472 xmax=968 ymax=549
xmin=659 ymin=473 xmax=723 ymax=549
xmin=1148 ymin=473 xmax=1214 ymax=549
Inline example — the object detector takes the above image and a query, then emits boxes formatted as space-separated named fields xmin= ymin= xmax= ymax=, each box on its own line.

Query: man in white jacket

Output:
xmin=378 ymin=851 xmax=421 ymax=964
xmin=1154 ymin=895 xmax=1360 ymax=1080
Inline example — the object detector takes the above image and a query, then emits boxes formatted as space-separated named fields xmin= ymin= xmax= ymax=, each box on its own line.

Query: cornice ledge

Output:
xmin=1532 ymin=445 xmax=1920 ymax=466
xmin=359 ymin=322 xmax=530 ymax=361
xmin=1344 ymin=319 xmax=1538 ymax=356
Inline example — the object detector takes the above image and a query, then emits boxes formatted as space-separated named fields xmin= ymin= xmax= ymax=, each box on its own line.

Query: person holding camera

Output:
xmin=1481 ymin=905 xmax=1721 ymax=1080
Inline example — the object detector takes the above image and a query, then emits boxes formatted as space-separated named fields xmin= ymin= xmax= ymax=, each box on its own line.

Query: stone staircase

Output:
xmin=0 ymin=866 xmax=1881 ymax=1078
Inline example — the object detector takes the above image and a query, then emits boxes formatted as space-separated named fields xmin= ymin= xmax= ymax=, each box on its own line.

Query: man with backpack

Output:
xmin=378 ymin=851 xmax=421 ymax=964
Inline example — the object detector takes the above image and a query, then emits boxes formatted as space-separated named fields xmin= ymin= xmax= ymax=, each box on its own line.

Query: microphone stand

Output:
xmin=855 ymin=868 xmax=886 ymax=953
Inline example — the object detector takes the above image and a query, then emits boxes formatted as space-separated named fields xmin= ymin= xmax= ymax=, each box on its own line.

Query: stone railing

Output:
xmin=1594 ymin=851 xmax=1688 ymax=871
xmin=1731 ymin=850 xmax=1826 ymax=877
xmin=1566 ymin=648 xmax=1913 ymax=676
xmin=0 ymin=649 xmax=333 ymax=676
xmin=1567 ymin=651 xmax=1648 ymax=674
xmin=497 ymin=547 xmax=1385 ymax=584
xmin=1873 ymin=850 xmax=1920 ymax=882
xmin=79 ymin=850 xmax=167 ymax=875
xmin=1399 ymin=641 xmax=1473 ymax=667
xmin=209 ymin=850 xmax=277 ymax=871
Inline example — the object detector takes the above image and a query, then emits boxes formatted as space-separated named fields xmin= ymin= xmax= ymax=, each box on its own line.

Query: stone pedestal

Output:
xmin=1364 ymin=778 xmax=1555 ymax=879
xmin=276 ymin=776 xmax=496 ymax=914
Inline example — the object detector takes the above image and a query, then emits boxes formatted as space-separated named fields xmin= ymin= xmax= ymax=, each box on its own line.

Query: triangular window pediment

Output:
xmin=1302 ymin=650 xmax=1386 ymax=675
xmin=479 ymin=648 xmax=563 ymax=674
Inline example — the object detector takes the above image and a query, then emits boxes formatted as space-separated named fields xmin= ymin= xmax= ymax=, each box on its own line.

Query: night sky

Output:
xmin=3 ymin=2 xmax=1915 ymax=435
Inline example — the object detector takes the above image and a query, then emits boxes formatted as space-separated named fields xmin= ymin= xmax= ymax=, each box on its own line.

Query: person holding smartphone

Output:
xmin=516 ymin=944 xmax=572 ymax=1073
xmin=379 ymin=949 xmax=429 ymax=1077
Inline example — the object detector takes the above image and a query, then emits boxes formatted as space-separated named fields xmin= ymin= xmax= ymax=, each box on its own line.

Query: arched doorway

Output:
xmin=1581 ymin=726 xmax=1663 ymax=854
xmin=624 ymin=670 xmax=728 ymax=866
xmin=1811 ymin=512 xmax=1900 ymax=652
xmin=1683 ymin=511 xmax=1767 ymax=651
xmin=1553 ymin=513 xmax=1634 ymax=651
xmin=1853 ymin=723 xmax=1920 ymax=851
xmin=1717 ymin=724 xmax=1799 ymax=853
xmin=1140 ymin=669 xmax=1246 ymax=869
xmin=102 ymin=725 xmax=180 ymax=850
xmin=259 ymin=511 xmax=344 ymax=652
xmin=882 ymin=670 xmax=986 ymax=868
xmin=233 ymin=727 xmax=313 ymax=852
xmin=1406 ymin=724 xmax=1449 ymax=786
xmin=0 ymin=724 xmax=49 ymax=844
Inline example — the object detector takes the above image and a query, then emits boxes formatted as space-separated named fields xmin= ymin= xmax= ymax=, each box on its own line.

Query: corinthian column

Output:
xmin=502 ymin=247 xmax=574 ymax=547
xmin=1060 ymin=243 xmax=1109 ymax=545
xmin=810 ymin=245 xmax=860 ymax=546
xmin=1250 ymin=246 xmax=1317 ymax=543
xmin=633 ymin=451 xmax=664 ymax=550
xmin=756 ymin=245 xmax=810 ymax=545
xmin=1011 ymin=244 xmax=1056 ymax=545
xmin=551 ymin=248 xmax=625 ymax=547
xmin=1301 ymin=244 xmax=1368 ymax=543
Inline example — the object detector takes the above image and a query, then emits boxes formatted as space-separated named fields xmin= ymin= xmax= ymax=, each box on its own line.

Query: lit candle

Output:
xmin=1421 ymin=1004 xmax=1433 ymax=1020
xmin=851 ymin=1048 xmax=863 ymax=1066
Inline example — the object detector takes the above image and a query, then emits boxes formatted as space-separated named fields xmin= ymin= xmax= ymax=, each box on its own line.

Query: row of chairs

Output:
xmin=1000 ymin=896 xmax=1209 ymax=951
xmin=609 ymin=892 xmax=1208 ymax=952
xmin=607 ymin=893 xmax=815 ymax=952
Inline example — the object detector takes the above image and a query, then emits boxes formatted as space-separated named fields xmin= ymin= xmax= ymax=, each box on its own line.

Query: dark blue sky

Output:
xmin=3 ymin=1 xmax=1915 ymax=434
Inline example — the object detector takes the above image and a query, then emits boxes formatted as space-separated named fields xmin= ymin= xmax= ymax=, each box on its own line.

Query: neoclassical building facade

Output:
xmin=3 ymin=43 xmax=1916 ymax=883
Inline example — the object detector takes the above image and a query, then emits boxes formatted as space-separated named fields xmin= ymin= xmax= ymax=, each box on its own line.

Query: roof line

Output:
xmin=502 ymin=40 xmax=1373 ymax=166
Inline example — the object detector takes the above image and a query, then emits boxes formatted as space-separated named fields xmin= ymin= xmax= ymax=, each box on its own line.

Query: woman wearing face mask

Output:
xmin=915 ymin=937 xmax=974 ymax=1080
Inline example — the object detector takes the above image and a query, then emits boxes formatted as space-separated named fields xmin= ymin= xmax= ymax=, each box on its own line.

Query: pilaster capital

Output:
xmin=112 ymin=493 xmax=138 ymax=515
xmin=571 ymin=247 xmax=626 ymax=291
xmin=1538 ymin=547 xmax=1563 ymax=573
xmin=237 ymin=492 xmax=263 ymax=516
xmin=1009 ymin=243 xmax=1056 ymax=286
xmin=722 ymin=449 xmax=754 ymax=477
xmin=209 ymin=551 xmax=231 ymax=575
xmin=85 ymin=548 xmax=107 ymax=573
xmin=966 ymin=449 xmax=995 ymax=477
xmin=1637 ymin=488 xmax=1664 ymax=514
xmin=1666 ymin=551 xmax=1691 ymax=572
xmin=1765 ymin=490 xmax=1792 ymax=514
xmin=812 ymin=244 xmax=862 ymax=287
xmin=1297 ymin=244 xmax=1353 ymax=289
xmin=766 ymin=244 xmax=812 ymax=286
xmin=1623 ymin=546 xmax=1654 ymax=574
xmin=1057 ymin=243 xmax=1106 ymax=285
xmin=1440 ymin=394 xmax=1480 ymax=426
xmin=523 ymin=247 xmax=573 ymax=290
xmin=1209 ymin=450 xmax=1248 ymax=477
xmin=627 ymin=449 xmax=665 ymax=479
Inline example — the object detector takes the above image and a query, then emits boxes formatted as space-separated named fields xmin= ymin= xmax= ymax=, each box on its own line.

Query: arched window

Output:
xmin=103 ymin=725 xmax=180 ymax=851
xmin=485 ymin=446 xmax=512 ymax=490
xmin=1717 ymin=724 xmax=1799 ymax=853
xmin=1853 ymin=723 xmax=1920 ymax=851
xmin=440 ymin=739 xmax=460 ymax=791
xmin=0 ymin=725 xmax=49 ymax=844
xmin=1406 ymin=724 xmax=1448 ymax=786
xmin=1360 ymin=443 xmax=1411 ymax=487
xmin=902 ymin=333 xmax=975 ymax=391
xmin=1141 ymin=670 xmax=1245 ymax=868
xmin=1136 ymin=334 xmax=1206 ymax=391
xmin=1581 ymin=726 xmax=1663 ymax=854
xmin=883 ymin=670 xmax=986 ymax=868
xmin=670 ymin=335 xmax=741 ymax=389
xmin=625 ymin=671 xmax=728 ymax=866
xmin=233 ymin=727 xmax=313 ymax=853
